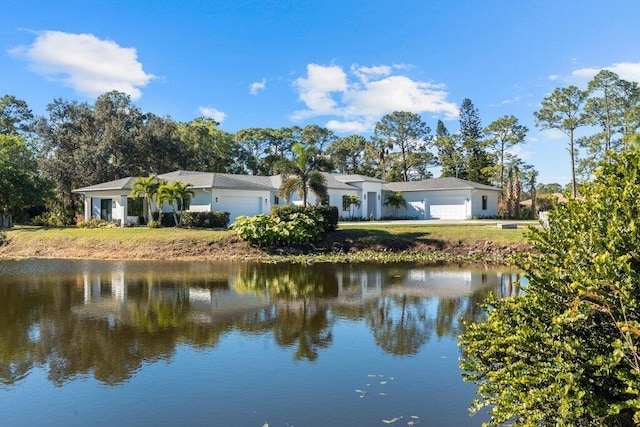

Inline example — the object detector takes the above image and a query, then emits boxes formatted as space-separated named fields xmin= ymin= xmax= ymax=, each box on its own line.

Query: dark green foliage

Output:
xmin=233 ymin=205 xmax=338 ymax=247
xmin=271 ymin=205 xmax=338 ymax=232
xmin=181 ymin=211 xmax=230 ymax=228
xmin=152 ymin=212 xmax=177 ymax=227
xmin=231 ymin=212 xmax=325 ymax=247
xmin=460 ymin=140 xmax=640 ymax=426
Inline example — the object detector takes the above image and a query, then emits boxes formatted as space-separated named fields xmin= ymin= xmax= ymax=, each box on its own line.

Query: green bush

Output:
xmin=182 ymin=211 xmax=230 ymax=228
xmin=0 ymin=230 xmax=7 ymax=245
xmin=231 ymin=211 xmax=324 ymax=247
xmin=146 ymin=220 xmax=160 ymax=228
xmin=460 ymin=141 xmax=640 ymax=425
xmin=271 ymin=205 xmax=338 ymax=231
xmin=151 ymin=212 xmax=177 ymax=227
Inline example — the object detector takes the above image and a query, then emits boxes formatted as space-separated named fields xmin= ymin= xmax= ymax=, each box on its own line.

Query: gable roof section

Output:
xmin=332 ymin=173 xmax=387 ymax=184
xmin=158 ymin=170 xmax=274 ymax=191
xmin=73 ymin=177 xmax=139 ymax=193
xmin=383 ymin=177 xmax=501 ymax=192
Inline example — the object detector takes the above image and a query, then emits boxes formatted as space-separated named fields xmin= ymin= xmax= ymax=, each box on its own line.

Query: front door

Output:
xmin=367 ymin=192 xmax=376 ymax=219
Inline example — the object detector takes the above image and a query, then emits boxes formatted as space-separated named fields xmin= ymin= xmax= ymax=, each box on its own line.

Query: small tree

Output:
xmin=460 ymin=138 xmax=640 ymax=425
xmin=276 ymin=142 xmax=328 ymax=206
xmin=130 ymin=175 xmax=159 ymax=223
xmin=172 ymin=181 xmax=195 ymax=226
xmin=384 ymin=192 xmax=407 ymax=218
xmin=157 ymin=181 xmax=194 ymax=227
xmin=343 ymin=195 xmax=361 ymax=219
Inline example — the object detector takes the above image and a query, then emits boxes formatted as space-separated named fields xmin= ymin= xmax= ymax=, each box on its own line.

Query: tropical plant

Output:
xmin=157 ymin=181 xmax=194 ymax=227
xmin=460 ymin=138 xmax=640 ymax=425
xmin=384 ymin=192 xmax=408 ymax=218
xmin=130 ymin=175 xmax=159 ymax=222
xmin=343 ymin=195 xmax=361 ymax=219
xmin=275 ymin=142 xmax=328 ymax=206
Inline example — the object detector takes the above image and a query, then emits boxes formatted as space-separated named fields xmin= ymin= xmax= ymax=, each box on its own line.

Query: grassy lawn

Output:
xmin=1 ymin=221 xmax=532 ymax=261
xmin=7 ymin=225 xmax=234 ymax=242
xmin=337 ymin=222 xmax=532 ymax=246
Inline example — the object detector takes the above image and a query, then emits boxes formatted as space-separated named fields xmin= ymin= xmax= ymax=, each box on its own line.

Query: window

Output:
xmin=482 ymin=195 xmax=488 ymax=210
xmin=274 ymin=196 xmax=280 ymax=205
xmin=127 ymin=198 xmax=144 ymax=216
xmin=342 ymin=195 xmax=350 ymax=211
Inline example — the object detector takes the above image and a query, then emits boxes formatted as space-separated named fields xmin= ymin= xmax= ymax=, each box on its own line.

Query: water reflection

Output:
xmin=0 ymin=259 xmax=521 ymax=387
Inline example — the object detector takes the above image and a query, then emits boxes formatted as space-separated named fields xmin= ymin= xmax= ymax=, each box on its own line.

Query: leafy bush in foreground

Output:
xmin=460 ymin=141 xmax=640 ymax=426
xmin=232 ymin=211 xmax=325 ymax=247
xmin=271 ymin=205 xmax=338 ymax=232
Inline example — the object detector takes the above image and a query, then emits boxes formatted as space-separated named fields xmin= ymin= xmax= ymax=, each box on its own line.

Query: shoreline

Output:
xmin=0 ymin=224 xmax=531 ymax=265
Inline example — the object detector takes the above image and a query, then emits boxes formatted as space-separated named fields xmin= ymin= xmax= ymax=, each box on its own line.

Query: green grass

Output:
xmin=337 ymin=223 xmax=531 ymax=246
xmin=7 ymin=225 xmax=234 ymax=244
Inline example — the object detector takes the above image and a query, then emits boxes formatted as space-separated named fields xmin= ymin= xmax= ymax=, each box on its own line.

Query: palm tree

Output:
xmin=384 ymin=192 xmax=408 ymax=218
xmin=275 ymin=142 xmax=328 ymax=206
xmin=130 ymin=175 xmax=159 ymax=223
xmin=343 ymin=195 xmax=361 ymax=219
xmin=172 ymin=181 xmax=195 ymax=226
xmin=157 ymin=181 xmax=193 ymax=226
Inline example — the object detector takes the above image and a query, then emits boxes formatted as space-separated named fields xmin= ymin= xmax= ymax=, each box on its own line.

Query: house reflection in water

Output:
xmin=334 ymin=266 xmax=511 ymax=303
xmin=77 ymin=267 xmax=272 ymax=327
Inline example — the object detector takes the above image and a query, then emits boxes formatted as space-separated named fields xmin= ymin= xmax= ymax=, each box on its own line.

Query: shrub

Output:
xmin=151 ymin=212 xmax=177 ymax=227
xmin=0 ymin=230 xmax=7 ymax=245
xmin=232 ymin=211 xmax=324 ymax=248
xmin=271 ymin=205 xmax=338 ymax=231
xmin=182 ymin=211 xmax=230 ymax=228
xmin=147 ymin=220 xmax=160 ymax=228
xmin=460 ymin=141 xmax=640 ymax=425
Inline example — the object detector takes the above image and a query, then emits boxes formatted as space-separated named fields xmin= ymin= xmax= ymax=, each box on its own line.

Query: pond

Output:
xmin=0 ymin=259 xmax=522 ymax=426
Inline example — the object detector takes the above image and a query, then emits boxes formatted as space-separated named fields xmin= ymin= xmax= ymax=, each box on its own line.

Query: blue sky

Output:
xmin=3 ymin=0 xmax=640 ymax=184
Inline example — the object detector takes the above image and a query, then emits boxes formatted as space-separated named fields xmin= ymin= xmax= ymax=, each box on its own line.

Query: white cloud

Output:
xmin=350 ymin=64 xmax=392 ymax=82
xmin=9 ymin=30 xmax=154 ymax=100
xmin=199 ymin=106 xmax=227 ymax=123
xmin=571 ymin=61 xmax=640 ymax=85
xmin=292 ymin=64 xmax=348 ymax=120
xmin=548 ymin=74 xmax=560 ymax=81
xmin=291 ymin=63 xmax=458 ymax=132
xmin=325 ymin=119 xmax=371 ymax=133
xmin=249 ymin=78 xmax=267 ymax=95
xmin=506 ymin=144 xmax=532 ymax=161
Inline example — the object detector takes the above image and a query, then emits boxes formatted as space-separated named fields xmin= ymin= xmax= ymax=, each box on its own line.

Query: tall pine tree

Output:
xmin=459 ymin=99 xmax=493 ymax=184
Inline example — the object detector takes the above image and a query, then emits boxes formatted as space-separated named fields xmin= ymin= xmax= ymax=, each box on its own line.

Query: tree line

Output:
xmin=1 ymin=69 xmax=638 ymax=225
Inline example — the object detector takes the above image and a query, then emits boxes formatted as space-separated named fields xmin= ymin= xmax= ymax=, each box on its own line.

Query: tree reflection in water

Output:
xmin=0 ymin=260 xmax=518 ymax=386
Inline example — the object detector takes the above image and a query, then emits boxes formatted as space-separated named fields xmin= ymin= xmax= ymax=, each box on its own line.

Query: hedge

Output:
xmin=152 ymin=211 xmax=230 ymax=228
xmin=182 ymin=211 xmax=230 ymax=228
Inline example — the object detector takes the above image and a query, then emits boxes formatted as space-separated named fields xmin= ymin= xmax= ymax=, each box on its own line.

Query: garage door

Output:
xmin=216 ymin=196 xmax=262 ymax=224
xmin=428 ymin=196 xmax=467 ymax=219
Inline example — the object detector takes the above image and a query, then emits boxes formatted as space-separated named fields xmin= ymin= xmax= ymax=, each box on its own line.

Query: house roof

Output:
xmin=73 ymin=177 xmax=139 ymax=193
xmin=332 ymin=173 xmax=387 ymax=184
xmin=158 ymin=170 xmax=275 ymax=191
xmin=73 ymin=170 xmax=499 ymax=195
xmin=383 ymin=177 xmax=501 ymax=193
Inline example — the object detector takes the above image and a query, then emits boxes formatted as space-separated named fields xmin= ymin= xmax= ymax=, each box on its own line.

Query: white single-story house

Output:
xmin=382 ymin=178 xmax=500 ymax=219
xmin=72 ymin=170 xmax=500 ymax=226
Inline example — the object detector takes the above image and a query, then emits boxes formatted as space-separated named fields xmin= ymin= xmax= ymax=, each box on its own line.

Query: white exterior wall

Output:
xmin=360 ymin=182 xmax=383 ymax=220
xmin=285 ymin=188 xmax=362 ymax=219
xmin=471 ymin=191 xmax=499 ymax=218
xmin=209 ymin=188 xmax=272 ymax=224
xmin=187 ymin=189 xmax=213 ymax=212
xmin=328 ymin=189 xmax=361 ymax=219
xmin=382 ymin=189 xmax=475 ymax=220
